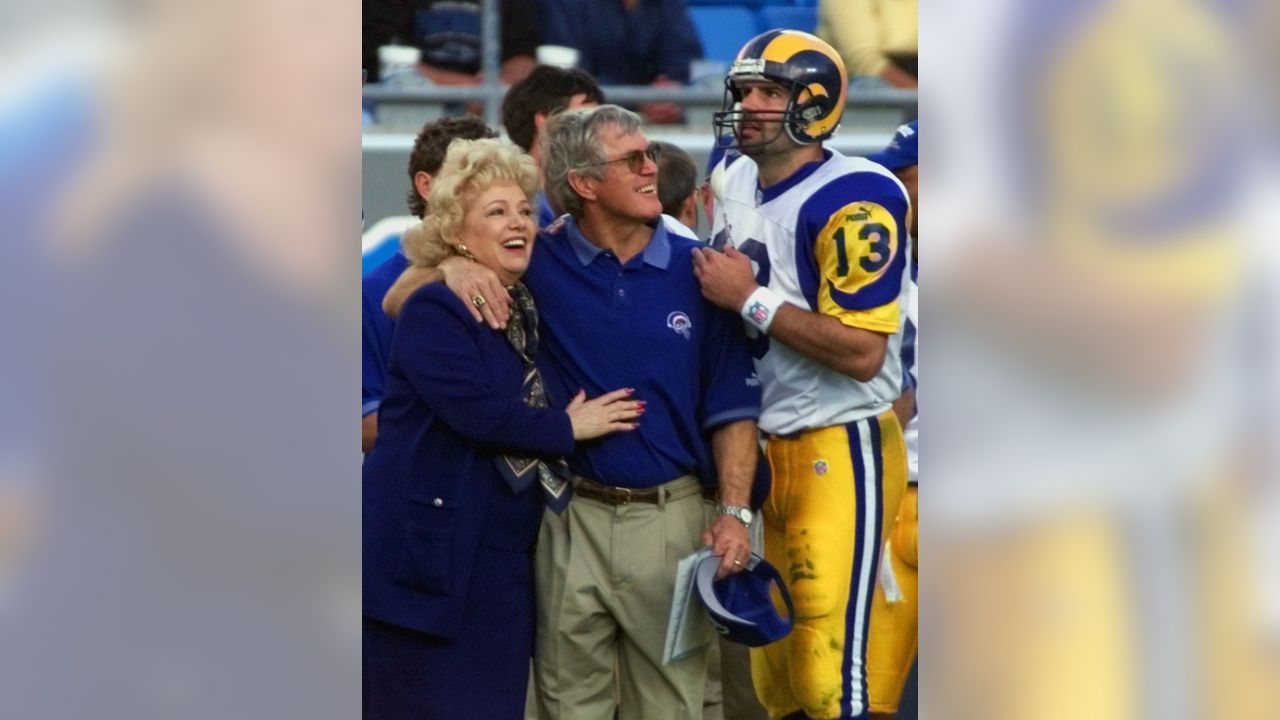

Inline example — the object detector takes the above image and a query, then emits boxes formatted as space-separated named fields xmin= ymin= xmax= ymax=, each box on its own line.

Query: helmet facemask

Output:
xmin=712 ymin=74 xmax=831 ymax=152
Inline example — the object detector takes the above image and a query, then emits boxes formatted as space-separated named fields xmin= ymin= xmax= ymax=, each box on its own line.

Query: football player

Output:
xmin=692 ymin=30 xmax=912 ymax=720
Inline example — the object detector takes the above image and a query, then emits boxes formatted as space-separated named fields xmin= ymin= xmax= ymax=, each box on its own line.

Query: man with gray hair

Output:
xmin=384 ymin=104 xmax=762 ymax=719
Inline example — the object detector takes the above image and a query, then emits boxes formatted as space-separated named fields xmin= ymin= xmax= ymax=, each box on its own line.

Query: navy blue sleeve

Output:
xmin=362 ymin=287 xmax=388 ymax=417
xmin=362 ymin=255 xmax=407 ymax=416
xmin=393 ymin=285 xmax=576 ymax=457
xmin=698 ymin=299 xmax=761 ymax=432
xmin=658 ymin=0 xmax=702 ymax=82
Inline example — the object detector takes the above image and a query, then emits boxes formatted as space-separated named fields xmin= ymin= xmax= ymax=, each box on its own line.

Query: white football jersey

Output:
xmin=712 ymin=150 xmax=912 ymax=435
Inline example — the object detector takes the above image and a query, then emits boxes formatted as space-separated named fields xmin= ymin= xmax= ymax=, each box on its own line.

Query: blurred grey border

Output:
xmin=0 ymin=1 xmax=361 ymax=717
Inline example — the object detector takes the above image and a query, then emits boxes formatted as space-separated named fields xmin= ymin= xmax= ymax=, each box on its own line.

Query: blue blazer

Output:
xmin=363 ymin=283 xmax=574 ymax=637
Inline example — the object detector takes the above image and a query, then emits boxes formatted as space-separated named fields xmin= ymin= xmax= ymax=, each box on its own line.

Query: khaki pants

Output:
xmin=535 ymin=475 xmax=714 ymax=720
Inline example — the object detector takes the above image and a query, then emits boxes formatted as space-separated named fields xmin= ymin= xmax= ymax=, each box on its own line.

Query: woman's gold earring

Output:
xmin=455 ymin=244 xmax=478 ymax=262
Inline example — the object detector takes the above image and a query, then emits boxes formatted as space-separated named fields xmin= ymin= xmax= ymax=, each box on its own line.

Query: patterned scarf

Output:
xmin=494 ymin=282 xmax=572 ymax=513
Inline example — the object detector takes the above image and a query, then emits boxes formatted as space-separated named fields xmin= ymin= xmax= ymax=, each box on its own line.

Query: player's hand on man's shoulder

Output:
xmin=692 ymin=245 xmax=757 ymax=312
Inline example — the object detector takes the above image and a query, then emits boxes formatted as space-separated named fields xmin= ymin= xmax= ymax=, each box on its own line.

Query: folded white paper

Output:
xmin=663 ymin=547 xmax=714 ymax=665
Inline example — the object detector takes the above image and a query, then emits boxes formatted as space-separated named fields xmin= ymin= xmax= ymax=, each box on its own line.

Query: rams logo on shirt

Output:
xmin=667 ymin=311 xmax=692 ymax=340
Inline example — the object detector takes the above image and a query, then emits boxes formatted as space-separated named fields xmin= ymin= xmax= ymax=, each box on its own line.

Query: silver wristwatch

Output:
xmin=716 ymin=503 xmax=753 ymax=527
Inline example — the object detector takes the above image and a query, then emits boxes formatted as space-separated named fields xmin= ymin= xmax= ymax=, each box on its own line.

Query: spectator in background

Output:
xmin=538 ymin=0 xmax=701 ymax=123
xmin=652 ymin=141 xmax=699 ymax=231
xmin=818 ymin=0 xmax=918 ymax=88
xmin=501 ymin=65 xmax=605 ymax=225
xmin=364 ymin=0 xmax=539 ymax=86
xmin=363 ymin=116 xmax=498 ymax=453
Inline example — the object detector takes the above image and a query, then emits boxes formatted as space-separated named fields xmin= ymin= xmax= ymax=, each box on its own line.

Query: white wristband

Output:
xmin=740 ymin=286 xmax=784 ymax=334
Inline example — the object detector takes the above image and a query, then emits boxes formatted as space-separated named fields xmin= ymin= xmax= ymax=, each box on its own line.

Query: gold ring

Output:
xmin=472 ymin=294 xmax=487 ymax=309
xmin=733 ymin=559 xmax=743 ymax=566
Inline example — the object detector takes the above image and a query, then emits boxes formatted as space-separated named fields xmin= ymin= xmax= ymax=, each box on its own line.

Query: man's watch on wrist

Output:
xmin=716 ymin=503 xmax=753 ymax=527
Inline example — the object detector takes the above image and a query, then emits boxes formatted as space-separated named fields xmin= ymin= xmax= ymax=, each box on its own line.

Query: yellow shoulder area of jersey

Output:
xmin=813 ymin=200 xmax=903 ymax=332
xmin=814 ymin=200 xmax=901 ymax=295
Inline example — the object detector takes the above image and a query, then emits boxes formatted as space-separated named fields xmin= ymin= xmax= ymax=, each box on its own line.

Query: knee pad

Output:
xmin=787 ymin=619 xmax=844 ymax=718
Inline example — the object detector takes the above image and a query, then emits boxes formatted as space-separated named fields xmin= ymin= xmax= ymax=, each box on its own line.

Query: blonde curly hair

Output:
xmin=401 ymin=137 xmax=541 ymax=268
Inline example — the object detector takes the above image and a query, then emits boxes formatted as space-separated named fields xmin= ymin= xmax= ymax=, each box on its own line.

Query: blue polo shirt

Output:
xmin=362 ymin=249 xmax=410 ymax=417
xmin=536 ymin=192 xmax=557 ymax=229
xmin=524 ymin=216 xmax=760 ymax=488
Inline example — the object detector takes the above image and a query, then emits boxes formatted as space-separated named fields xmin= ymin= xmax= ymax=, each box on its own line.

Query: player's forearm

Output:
xmin=382 ymin=265 xmax=442 ymax=319
xmin=768 ymin=303 xmax=888 ymax=382
xmin=710 ymin=419 xmax=757 ymax=507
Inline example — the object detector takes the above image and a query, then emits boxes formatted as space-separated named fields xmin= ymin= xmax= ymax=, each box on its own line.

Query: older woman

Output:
xmin=363 ymin=138 xmax=642 ymax=719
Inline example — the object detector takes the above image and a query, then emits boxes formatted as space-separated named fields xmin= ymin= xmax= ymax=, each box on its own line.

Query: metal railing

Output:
xmin=362 ymin=83 xmax=917 ymax=130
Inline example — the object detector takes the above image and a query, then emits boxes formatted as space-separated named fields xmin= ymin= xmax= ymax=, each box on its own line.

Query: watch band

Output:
xmin=717 ymin=503 xmax=753 ymax=526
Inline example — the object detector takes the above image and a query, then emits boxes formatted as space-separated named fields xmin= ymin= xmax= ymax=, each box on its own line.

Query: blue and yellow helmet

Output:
xmin=713 ymin=29 xmax=849 ymax=147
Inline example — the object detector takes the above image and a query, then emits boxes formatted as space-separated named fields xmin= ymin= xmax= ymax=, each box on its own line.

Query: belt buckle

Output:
xmin=617 ymin=487 xmax=631 ymax=505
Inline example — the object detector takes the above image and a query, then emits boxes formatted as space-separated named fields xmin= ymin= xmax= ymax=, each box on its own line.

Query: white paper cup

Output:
xmin=536 ymin=44 xmax=581 ymax=69
xmin=378 ymin=44 xmax=421 ymax=84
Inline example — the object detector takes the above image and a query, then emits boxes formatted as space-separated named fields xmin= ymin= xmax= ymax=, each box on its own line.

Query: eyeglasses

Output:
xmin=588 ymin=144 xmax=661 ymax=174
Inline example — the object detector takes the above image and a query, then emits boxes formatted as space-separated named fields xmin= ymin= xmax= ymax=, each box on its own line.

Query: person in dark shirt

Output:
xmin=538 ymin=0 xmax=702 ymax=123
xmin=364 ymin=0 xmax=539 ymax=86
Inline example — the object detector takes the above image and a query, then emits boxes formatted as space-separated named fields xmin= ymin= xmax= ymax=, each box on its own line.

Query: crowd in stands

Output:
xmin=363 ymin=0 xmax=917 ymax=122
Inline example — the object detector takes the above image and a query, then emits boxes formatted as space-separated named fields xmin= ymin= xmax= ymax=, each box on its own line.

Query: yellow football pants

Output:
xmin=751 ymin=411 xmax=907 ymax=720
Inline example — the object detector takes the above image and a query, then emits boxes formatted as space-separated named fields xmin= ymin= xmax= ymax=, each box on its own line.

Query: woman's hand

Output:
xmin=566 ymin=388 xmax=644 ymax=441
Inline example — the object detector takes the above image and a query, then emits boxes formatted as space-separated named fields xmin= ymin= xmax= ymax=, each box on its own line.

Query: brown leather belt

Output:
xmin=573 ymin=476 xmax=717 ymax=506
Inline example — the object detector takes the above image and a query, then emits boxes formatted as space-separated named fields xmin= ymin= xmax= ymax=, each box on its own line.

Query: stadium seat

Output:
xmin=690 ymin=7 xmax=762 ymax=64
xmin=759 ymin=5 xmax=819 ymax=34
